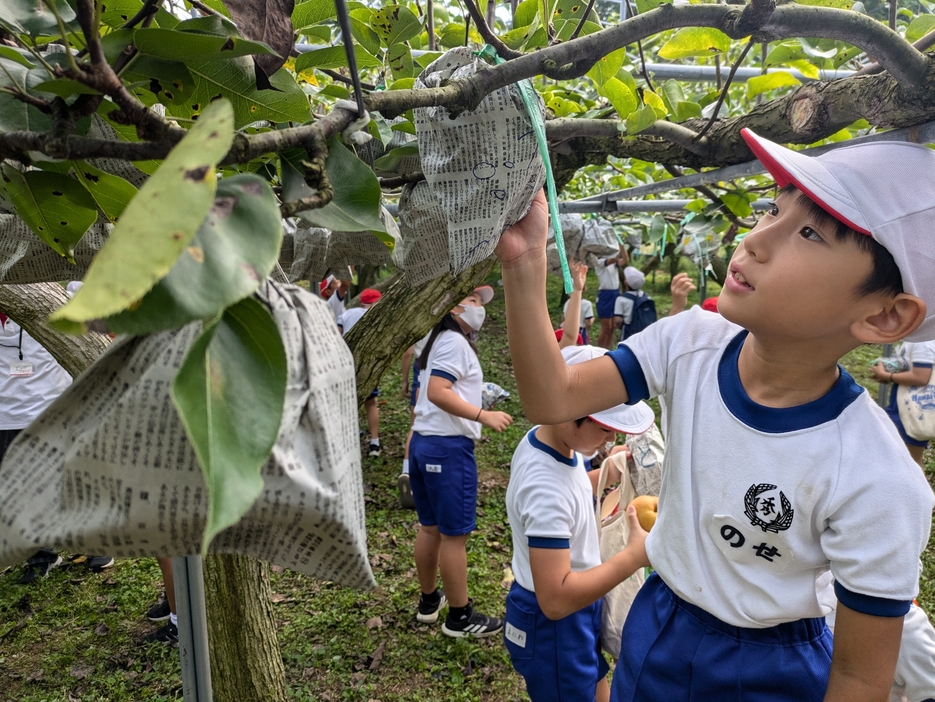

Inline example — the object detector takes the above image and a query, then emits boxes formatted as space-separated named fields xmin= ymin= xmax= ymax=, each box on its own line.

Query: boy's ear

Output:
xmin=852 ymin=293 xmax=927 ymax=344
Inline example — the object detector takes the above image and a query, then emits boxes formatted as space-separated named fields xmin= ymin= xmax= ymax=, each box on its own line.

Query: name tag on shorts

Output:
xmin=505 ymin=622 xmax=527 ymax=648
xmin=426 ymin=464 xmax=442 ymax=473
xmin=9 ymin=362 xmax=33 ymax=377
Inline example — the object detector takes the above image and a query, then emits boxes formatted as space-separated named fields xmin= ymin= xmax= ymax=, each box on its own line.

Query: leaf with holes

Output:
xmin=294 ymin=46 xmax=382 ymax=72
xmin=658 ymin=28 xmax=732 ymax=60
xmin=370 ymin=5 xmax=422 ymax=47
xmin=0 ymin=167 xmax=97 ymax=262
xmin=551 ymin=0 xmax=601 ymax=41
xmin=281 ymin=139 xmax=388 ymax=237
xmin=72 ymin=162 xmax=139 ymax=223
xmin=387 ymin=43 xmax=414 ymax=80
xmin=167 ymin=59 xmax=310 ymax=128
xmin=124 ymin=57 xmax=197 ymax=105
xmin=172 ymin=296 xmax=287 ymax=553
xmin=104 ymin=175 xmax=282 ymax=335
xmin=134 ymin=28 xmax=278 ymax=62
xmin=50 ymin=100 xmax=234 ymax=332
xmin=0 ymin=0 xmax=77 ymax=37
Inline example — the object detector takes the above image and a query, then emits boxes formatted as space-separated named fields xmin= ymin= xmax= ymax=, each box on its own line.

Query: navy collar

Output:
xmin=718 ymin=331 xmax=864 ymax=433
xmin=528 ymin=428 xmax=579 ymax=467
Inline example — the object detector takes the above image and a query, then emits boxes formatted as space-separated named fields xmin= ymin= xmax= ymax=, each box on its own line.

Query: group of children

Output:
xmin=324 ymin=131 xmax=935 ymax=701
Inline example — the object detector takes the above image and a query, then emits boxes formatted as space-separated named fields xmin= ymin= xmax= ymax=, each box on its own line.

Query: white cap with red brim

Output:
xmin=561 ymin=345 xmax=655 ymax=434
xmin=474 ymin=285 xmax=495 ymax=305
xmin=741 ymin=128 xmax=935 ymax=342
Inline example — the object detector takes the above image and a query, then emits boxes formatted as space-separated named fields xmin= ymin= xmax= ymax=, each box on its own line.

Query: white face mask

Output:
xmin=457 ymin=304 xmax=486 ymax=331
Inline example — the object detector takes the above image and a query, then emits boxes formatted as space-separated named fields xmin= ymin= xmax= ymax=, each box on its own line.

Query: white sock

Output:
xmin=402 ymin=459 xmax=409 ymax=475
xmin=370 ymin=438 xmax=380 ymax=446
xmin=170 ymin=612 xmax=178 ymax=627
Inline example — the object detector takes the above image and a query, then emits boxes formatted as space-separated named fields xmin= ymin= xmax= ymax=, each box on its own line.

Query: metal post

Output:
xmin=173 ymin=555 xmax=213 ymax=702
xmin=877 ymin=343 xmax=894 ymax=408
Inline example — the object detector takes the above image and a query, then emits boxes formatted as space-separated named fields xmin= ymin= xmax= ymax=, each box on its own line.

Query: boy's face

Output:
xmin=719 ymin=190 xmax=878 ymax=342
xmin=566 ymin=417 xmax=616 ymax=455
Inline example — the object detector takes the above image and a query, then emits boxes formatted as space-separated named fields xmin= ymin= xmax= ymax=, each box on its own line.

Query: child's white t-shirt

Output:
xmin=337 ymin=307 xmax=367 ymax=336
xmin=412 ymin=330 xmax=483 ymax=440
xmin=507 ymin=428 xmax=601 ymax=592
xmin=608 ymin=307 xmax=934 ymax=628
xmin=896 ymin=340 xmax=935 ymax=376
xmin=595 ymin=258 xmax=619 ymax=291
xmin=326 ymin=291 xmax=346 ymax=321
xmin=563 ymin=298 xmax=594 ymax=322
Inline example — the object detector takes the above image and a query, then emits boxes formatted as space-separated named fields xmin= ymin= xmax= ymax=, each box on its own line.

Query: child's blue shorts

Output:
xmin=611 ymin=573 xmax=833 ymax=702
xmin=504 ymin=582 xmax=609 ymax=702
xmin=409 ymin=432 xmax=477 ymax=536
xmin=596 ymin=289 xmax=619 ymax=319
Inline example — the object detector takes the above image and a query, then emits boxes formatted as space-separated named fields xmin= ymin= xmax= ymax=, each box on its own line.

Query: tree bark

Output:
xmin=344 ymin=258 xmax=497 ymax=405
xmin=202 ymin=554 xmax=288 ymax=702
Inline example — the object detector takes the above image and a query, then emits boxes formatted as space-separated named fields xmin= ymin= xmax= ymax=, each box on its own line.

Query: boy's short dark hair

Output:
xmin=780 ymin=184 xmax=903 ymax=299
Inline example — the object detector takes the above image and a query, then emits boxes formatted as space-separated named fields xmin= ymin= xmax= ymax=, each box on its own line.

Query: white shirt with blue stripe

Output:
xmin=608 ymin=307 xmax=934 ymax=628
xmin=412 ymin=329 xmax=483 ymax=440
xmin=506 ymin=429 xmax=602 ymax=592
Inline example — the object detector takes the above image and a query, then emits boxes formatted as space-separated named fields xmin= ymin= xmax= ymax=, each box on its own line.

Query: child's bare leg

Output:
xmin=598 ymin=318 xmax=614 ymax=349
xmin=157 ymin=556 xmax=176 ymax=614
xmin=365 ymin=397 xmax=379 ymax=442
xmin=415 ymin=524 xmax=441 ymax=594
xmin=438 ymin=533 xmax=470 ymax=607
xmin=596 ymin=674 xmax=610 ymax=702
xmin=907 ymin=443 xmax=926 ymax=467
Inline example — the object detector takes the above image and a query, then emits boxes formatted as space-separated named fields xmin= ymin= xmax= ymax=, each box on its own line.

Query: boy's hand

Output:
xmin=624 ymin=505 xmax=651 ymax=568
xmin=480 ymin=410 xmax=513 ymax=432
xmin=570 ymin=259 xmax=588 ymax=292
xmin=669 ymin=272 xmax=697 ymax=316
xmin=495 ymin=190 xmax=549 ymax=267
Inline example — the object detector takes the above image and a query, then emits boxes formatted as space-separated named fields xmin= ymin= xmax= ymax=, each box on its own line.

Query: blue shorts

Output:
xmin=505 ymin=583 xmax=609 ymax=702
xmin=597 ymin=289 xmax=619 ymax=319
xmin=886 ymin=388 xmax=929 ymax=447
xmin=611 ymin=573 xmax=833 ymax=702
xmin=366 ymin=387 xmax=380 ymax=401
xmin=409 ymin=360 xmax=421 ymax=407
xmin=409 ymin=432 xmax=477 ymax=536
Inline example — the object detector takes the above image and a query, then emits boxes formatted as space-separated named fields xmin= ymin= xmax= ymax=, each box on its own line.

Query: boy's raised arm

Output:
xmin=496 ymin=191 xmax=628 ymax=424
xmin=824 ymin=603 xmax=903 ymax=702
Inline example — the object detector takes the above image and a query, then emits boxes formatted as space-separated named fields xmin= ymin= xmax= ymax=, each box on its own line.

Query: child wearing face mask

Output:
xmin=409 ymin=286 xmax=513 ymax=638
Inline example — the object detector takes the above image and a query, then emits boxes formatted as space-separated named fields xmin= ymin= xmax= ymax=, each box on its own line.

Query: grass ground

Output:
xmin=1 ymin=262 xmax=933 ymax=702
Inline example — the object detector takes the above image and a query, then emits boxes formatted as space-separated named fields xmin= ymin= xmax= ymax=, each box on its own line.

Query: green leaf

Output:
xmin=635 ymin=0 xmax=665 ymax=12
xmin=134 ymin=28 xmax=278 ymax=62
xmin=0 ymin=58 xmax=53 ymax=132
xmin=301 ymin=24 xmax=333 ymax=43
xmin=514 ymin=0 xmax=538 ymax=27
xmin=318 ymin=84 xmax=350 ymax=99
xmin=746 ymin=72 xmax=800 ymax=98
xmin=387 ymin=43 xmax=414 ymax=80
xmin=0 ymin=167 xmax=98 ymax=262
xmin=281 ymin=139 xmax=387 ymax=234
xmin=643 ymin=90 xmax=667 ymax=118
xmin=51 ymin=100 xmax=234 ymax=330
xmin=764 ymin=42 xmax=806 ymax=67
xmin=168 ymin=60 xmax=310 ymax=128
xmin=171 ymin=296 xmax=287 ymax=553
xmin=788 ymin=58 xmax=820 ymax=80
xmin=104 ymin=175 xmax=283 ymax=334
xmin=293 ymin=0 xmax=336 ymax=29
xmin=721 ymin=192 xmax=753 ymax=218
xmin=500 ymin=26 xmax=533 ymax=50
xmin=439 ymin=22 xmax=467 ymax=48
xmin=674 ymin=100 xmax=702 ymax=121
xmin=906 ymin=15 xmax=935 ymax=43
xmin=0 ymin=0 xmax=77 ymax=37
xmin=658 ymin=28 xmax=732 ymax=60
xmin=187 ymin=0 xmax=231 ymax=18
xmin=72 ymin=162 xmax=139 ymax=223
xmin=389 ymin=78 xmax=416 ymax=91
xmin=599 ymin=76 xmax=638 ymax=119
xmin=415 ymin=51 xmax=444 ymax=69
xmin=795 ymin=0 xmax=852 ymax=7
xmin=659 ymin=79 xmax=685 ymax=114
xmin=0 ymin=46 xmax=34 ymax=68
xmin=294 ymin=46 xmax=382 ymax=72
xmin=370 ymin=5 xmax=422 ymax=47
xmin=586 ymin=48 xmax=625 ymax=88
xmin=625 ymin=104 xmax=657 ymax=135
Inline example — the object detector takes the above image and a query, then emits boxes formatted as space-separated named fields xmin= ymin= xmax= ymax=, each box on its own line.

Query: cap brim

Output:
xmin=740 ymin=128 xmax=870 ymax=235
xmin=589 ymin=401 xmax=655 ymax=435
xmin=474 ymin=285 xmax=495 ymax=305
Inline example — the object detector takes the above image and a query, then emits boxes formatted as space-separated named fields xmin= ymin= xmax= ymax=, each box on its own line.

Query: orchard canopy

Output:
xmin=1 ymin=0 xmax=934 ymax=542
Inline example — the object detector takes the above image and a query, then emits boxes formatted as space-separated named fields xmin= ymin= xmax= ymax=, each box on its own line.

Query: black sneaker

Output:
xmin=142 ymin=621 xmax=178 ymax=644
xmin=397 ymin=473 xmax=415 ymax=509
xmin=368 ymin=442 xmax=382 ymax=458
xmin=147 ymin=598 xmax=171 ymax=622
xmin=416 ymin=590 xmax=447 ymax=624
xmin=442 ymin=605 xmax=503 ymax=638
xmin=87 ymin=556 xmax=114 ymax=572
xmin=18 ymin=551 xmax=62 ymax=585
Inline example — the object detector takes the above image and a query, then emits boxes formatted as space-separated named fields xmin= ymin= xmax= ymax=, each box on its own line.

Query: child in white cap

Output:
xmin=613 ymin=266 xmax=656 ymax=342
xmin=504 ymin=345 xmax=654 ymax=702
xmin=495 ymin=128 xmax=935 ymax=701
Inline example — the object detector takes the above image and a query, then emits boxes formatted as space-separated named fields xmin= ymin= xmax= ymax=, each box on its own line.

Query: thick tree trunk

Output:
xmin=344 ymin=258 xmax=497 ymax=405
xmin=203 ymin=554 xmax=288 ymax=702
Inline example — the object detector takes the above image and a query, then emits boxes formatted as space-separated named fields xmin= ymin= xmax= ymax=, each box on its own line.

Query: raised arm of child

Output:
xmin=558 ymin=259 xmax=587 ymax=350
xmin=529 ymin=504 xmax=649 ymax=621
xmin=496 ymin=192 xmax=628 ymax=424
xmin=668 ymin=272 xmax=697 ymax=316
xmin=400 ymin=345 xmax=414 ymax=397
xmin=824 ymin=604 xmax=903 ymax=702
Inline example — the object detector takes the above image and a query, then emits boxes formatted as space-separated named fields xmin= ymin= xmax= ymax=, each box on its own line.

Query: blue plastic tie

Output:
xmin=477 ymin=45 xmax=573 ymax=294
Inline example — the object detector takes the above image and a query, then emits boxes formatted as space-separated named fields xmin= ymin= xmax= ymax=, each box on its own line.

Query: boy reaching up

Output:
xmin=495 ymin=129 xmax=935 ymax=702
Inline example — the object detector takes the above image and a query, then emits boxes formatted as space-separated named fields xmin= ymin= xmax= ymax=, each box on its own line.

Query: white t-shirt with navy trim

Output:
xmin=412 ymin=330 xmax=483 ymax=440
xmin=507 ymin=428 xmax=602 ymax=592
xmin=607 ymin=307 xmax=934 ymax=628
xmin=563 ymin=298 xmax=594 ymax=322
xmin=326 ymin=291 xmax=346 ymax=321
xmin=595 ymin=258 xmax=619 ymax=291
xmin=897 ymin=340 xmax=935 ymax=376
xmin=337 ymin=306 xmax=367 ymax=336
xmin=0 ymin=320 xmax=72 ymax=430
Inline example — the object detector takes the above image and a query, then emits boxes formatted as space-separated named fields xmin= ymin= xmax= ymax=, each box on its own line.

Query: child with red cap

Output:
xmin=338 ymin=289 xmax=383 ymax=456
xmin=496 ymin=130 xmax=935 ymax=701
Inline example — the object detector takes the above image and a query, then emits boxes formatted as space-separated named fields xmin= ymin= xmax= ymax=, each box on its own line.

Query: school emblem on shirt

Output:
xmin=743 ymin=484 xmax=794 ymax=533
